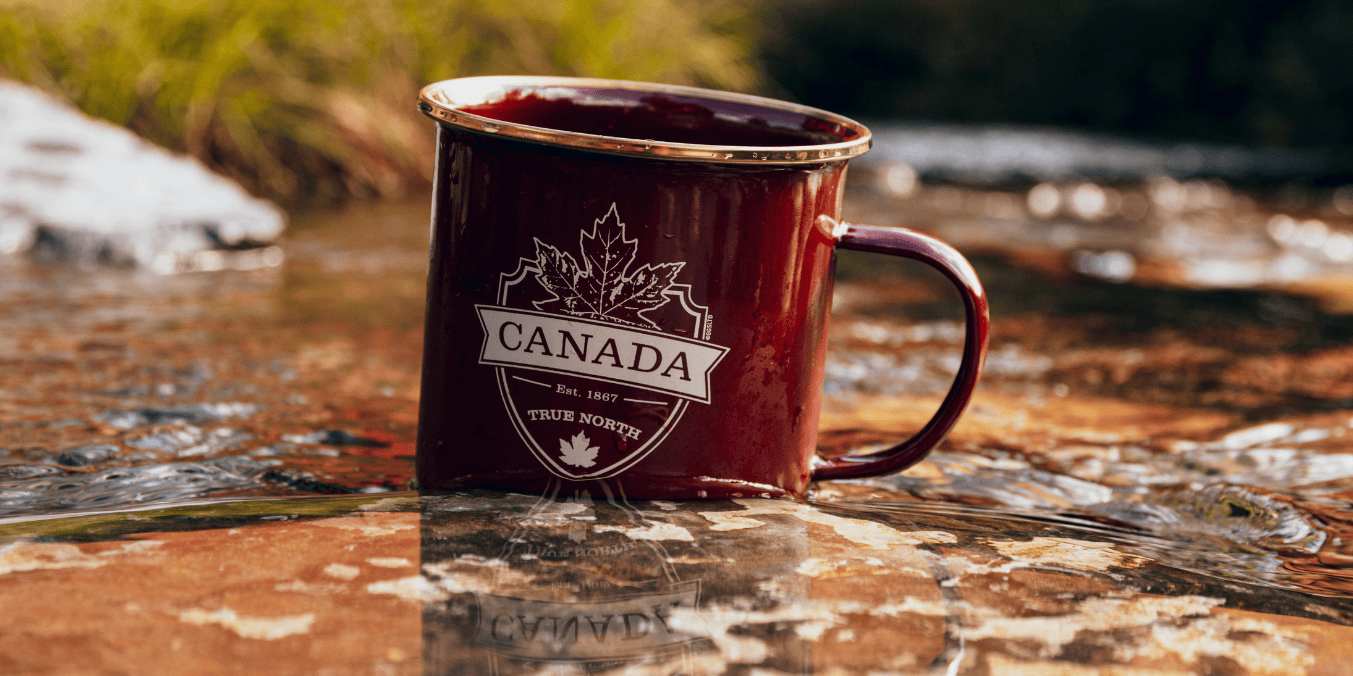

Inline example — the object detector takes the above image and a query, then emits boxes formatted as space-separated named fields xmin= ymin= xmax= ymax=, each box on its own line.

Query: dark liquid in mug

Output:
xmin=459 ymin=89 xmax=860 ymax=148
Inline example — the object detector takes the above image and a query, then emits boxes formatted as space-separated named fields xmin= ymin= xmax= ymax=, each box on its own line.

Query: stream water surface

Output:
xmin=4 ymin=148 xmax=1353 ymax=671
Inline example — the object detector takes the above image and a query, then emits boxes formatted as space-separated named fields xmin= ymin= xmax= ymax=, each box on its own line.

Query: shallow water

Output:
xmin=866 ymin=122 xmax=1331 ymax=183
xmin=4 ymin=168 xmax=1353 ymax=614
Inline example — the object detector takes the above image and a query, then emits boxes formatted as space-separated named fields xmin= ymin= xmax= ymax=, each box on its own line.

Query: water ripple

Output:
xmin=0 ymin=457 xmax=279 ymax=516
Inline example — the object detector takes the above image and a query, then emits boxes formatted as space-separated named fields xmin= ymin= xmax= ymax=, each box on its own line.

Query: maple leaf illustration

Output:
xmin=568 ymin=522 xmax=587 ymax=543
xmin=559 ymin=431 xmax=599 ymax=468
xmin=533 ymin=239 xmax=590 ymax=314
xmin=603 ymin=261 xmax=684 ymax=321
xmin=532 ymin=204 xmax=683 ymax=328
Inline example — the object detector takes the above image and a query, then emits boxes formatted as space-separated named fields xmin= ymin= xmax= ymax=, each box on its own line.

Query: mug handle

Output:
xmin=810 ymin=221 xmax=990 ymax=481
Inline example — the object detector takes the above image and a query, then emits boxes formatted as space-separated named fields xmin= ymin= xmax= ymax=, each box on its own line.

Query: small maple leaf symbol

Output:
xmin=532 ymin=204 xmax=683 ymax=328
xmin=568 ymin=523 xmax=587 ymax=543
xmin=559 ymin=431 xmax=599 ymax=468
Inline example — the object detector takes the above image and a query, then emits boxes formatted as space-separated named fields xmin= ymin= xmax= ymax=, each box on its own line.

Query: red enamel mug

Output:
xmin=415 ymin=76 xmax=989 ymax=499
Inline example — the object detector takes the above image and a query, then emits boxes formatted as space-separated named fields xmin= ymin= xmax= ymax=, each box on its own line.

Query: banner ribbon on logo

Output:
xmin=476 ymin=305 xmax=727 ymax=404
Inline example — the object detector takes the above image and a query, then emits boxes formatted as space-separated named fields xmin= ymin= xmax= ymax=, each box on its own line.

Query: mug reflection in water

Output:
xmin=419 ymin=483 xmax=813 ymax=675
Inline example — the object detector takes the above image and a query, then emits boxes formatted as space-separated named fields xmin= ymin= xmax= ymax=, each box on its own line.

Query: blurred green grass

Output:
xmin=0 ymin=0 xmax=760 ymax=203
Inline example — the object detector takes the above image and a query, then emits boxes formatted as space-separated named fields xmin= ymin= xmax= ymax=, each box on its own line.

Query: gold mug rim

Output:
xmin=417 ymin=75 xmax=872 ymax=165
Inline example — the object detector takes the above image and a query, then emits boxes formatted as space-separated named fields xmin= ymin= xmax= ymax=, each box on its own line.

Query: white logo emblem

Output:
xmin=475 ymin=204 xmax=727 ymax=479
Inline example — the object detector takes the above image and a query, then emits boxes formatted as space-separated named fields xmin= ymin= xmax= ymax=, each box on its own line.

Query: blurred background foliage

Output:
xmin=760 ymin=0 xmax=1353 ymax=151
xmin=0 ymin=0 xmax=760 ymax=203
xmin=2 ymin=0 xmax=1350 ymax=203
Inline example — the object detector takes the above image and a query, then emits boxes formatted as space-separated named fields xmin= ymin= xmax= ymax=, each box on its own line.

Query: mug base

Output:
xmin=418 ymin=472 xmax=805 ymax=501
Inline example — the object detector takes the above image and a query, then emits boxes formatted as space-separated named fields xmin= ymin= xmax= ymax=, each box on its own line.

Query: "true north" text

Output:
xmin=525 ymin=409 xmax=642 ymax=440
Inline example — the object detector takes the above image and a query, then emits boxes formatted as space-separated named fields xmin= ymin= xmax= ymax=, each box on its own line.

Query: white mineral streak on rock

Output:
xmin=177 ymin=606 xmax=316 ymax=640
xmin=936 ymin=556 xmax=1017 ymax=583
xmin=0 ymin=541 xmax=108 ymax=574
xmin=102 ymin=540 xmax=166 ymax=556
xmin=313 ymin=515 xmax=417 ymax=537
xmin=795 ymin=556 xmax=930 ymax=580
xmin=983 ymin=653 xmax=1176 ymax=675
xmin=973 ymin=597 xmax=1312 ymax=675
xmin=701 ymin=499 xmax=957 ymax=548
xmin=0 ymin=80 xmax=285 ymax=270
xmin=516 ymin=496 xmax=596 ymax=528
xmin=699 ymin=513 xmax=768 ymax=531
xmin=418 ymin=555 xmax=530 ymax=596
xmin=365 ymin=557 xmax=414 ymax=568
xmin=966 ymin=595 xmax=1223 ymax=653
xmin=322 ymin=563 xmax=361 ymax=580
xmin=1220 ymin=422 xmax=1295 ymax=450
xmin=867 ymin=598 xmax=957 ymax=617
xmin=273 ymin=580 xmax=344 ymax=594
xmin=593 ymin=522 xmax=695 ymax=541
xmin=666 ymin=604 xmax=841 ymax=666
xmin=1214 ymin=615 xmax=1321 ymax=673
xmin=0 ymin=538 xmax=165 ymax=575
xmin=664 ymin=555 xmax=737 ymax=565
xmin=662 ymin=593 xmax=959 ymax=672
xmin=422 ymin=554 xmax=506 ymax=572
xmin=365 ymin=575 xmax=449 ymax=603
xmin=356 ymin=496 xmax=418 ymax=512
xmin=543 ymin=499 xmax=592 ymax=516
xmin=986 ymin=537 xmax=1145 ymax=572
xmin=793 ymin=620 xmax=832 ymax=641
xmin=795 ymin=558 xmax=843 ymax=577
xmin=1135 ymin=614 xmax=1314 ymax=675
xmin=663 ymin=595 xmax=958 ymax=674
xmin=1291 ymin=428 xmax=1330 ymax=444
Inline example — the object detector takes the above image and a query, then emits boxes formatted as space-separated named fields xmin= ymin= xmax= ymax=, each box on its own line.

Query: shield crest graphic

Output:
xmin=475 ymin=205 xmax=728 ymax=480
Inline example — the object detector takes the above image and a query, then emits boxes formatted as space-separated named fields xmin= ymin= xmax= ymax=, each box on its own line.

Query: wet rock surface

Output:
xmin=3 ymin=175 xmax=1353 ymax=672
xmin=3 ymin=492 xmax=1352 ymax=674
